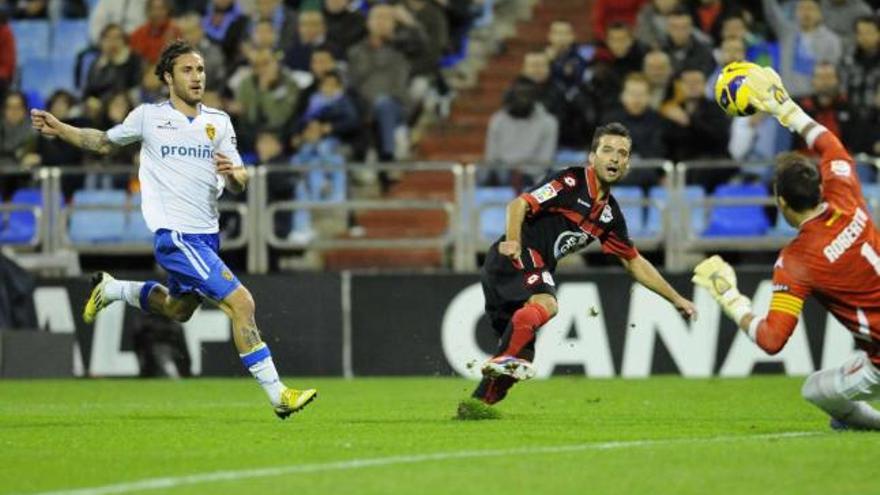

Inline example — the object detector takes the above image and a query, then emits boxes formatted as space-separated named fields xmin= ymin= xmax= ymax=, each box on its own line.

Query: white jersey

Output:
xmin=106 ymin=101 xmax=243 ymax=234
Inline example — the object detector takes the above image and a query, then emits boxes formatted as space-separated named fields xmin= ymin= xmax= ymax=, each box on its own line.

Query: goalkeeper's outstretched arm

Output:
xmin=692 ymin=255 xmax=800 ymax=355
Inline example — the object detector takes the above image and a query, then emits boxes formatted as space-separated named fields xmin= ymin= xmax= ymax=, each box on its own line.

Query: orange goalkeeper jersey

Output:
xmin=757 ymin=131 xmax=880 ymax=362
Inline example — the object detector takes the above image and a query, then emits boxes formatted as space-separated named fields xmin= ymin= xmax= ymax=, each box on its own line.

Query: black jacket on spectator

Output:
xmin=842 ymin=47 xmax=880 ymax=120
xmin=559 ymin=83 xmax=600 ymax=150
xmin=82 ymin=51 xmax=142 ymax=99
xmin=323 ymin=7 xmax=367 ymax=59
xmin=550 ymin=44 xmax=592 ymax=93
xmin=604 ymin=106 xmax=668 ymax=188
xmin=845 ymin=106 xmax=880 ymax=156
xmin=663 ymin=35 xmax=715 ymax=76
xmin=36 ymin=117 xmax=85 ymax=167
xmin=589 ymin=42 xmax=647 ymax=114
xmin=796 ymin=94 xmax=859 ymax=154
xmin=664 ymin=98 xmax=731 ymax=191
xmin=605 ymin=107 xmax=668 ymax=159
xmin=285 ymin=39 xmax=343 ymax=72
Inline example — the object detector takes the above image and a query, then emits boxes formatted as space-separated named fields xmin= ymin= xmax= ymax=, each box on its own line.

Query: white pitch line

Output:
xmin=24 ymin=431 xmax=820 ymax=495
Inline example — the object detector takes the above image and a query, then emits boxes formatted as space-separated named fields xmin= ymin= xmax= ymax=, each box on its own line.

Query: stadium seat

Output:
xmin=474 ymin=186 xmax=516 ymax=241
xmin=11 ymin=20 xmax=51 ymax=59
xmin=769 ymin=210 xmax=797 ymax=238
xmin=68 ymin=189 xmax=127 ymax=244
xmin=645 ymin=186 xmax=705 ymax=236
xmin=51 ymin=19 xmax=91 ymax=59
xmin=703 ymin=183 xmax=770 ymax=237
xmin=862 ymin=184 xmax=880 ymax=213
xmin=613 ymin=186 xmax=644 ymax=237
xmin=0 ymin=188 xmax=43 ymax=244
xmin=123 ymin=194 xmax=153 ymax=243
xmin=19 ymin=57 xmax=74 ymax=101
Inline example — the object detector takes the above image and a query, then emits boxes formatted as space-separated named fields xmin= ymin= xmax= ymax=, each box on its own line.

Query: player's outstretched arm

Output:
xmin=692 ymin=255 xmax=800 ymax=354
xmin=692 ymin=255 xmax=752 ymax=326
xmin=30 ymin=109 xmax=117 ymax=155
xmin=622 ymin=255 xmax=696 ymax=320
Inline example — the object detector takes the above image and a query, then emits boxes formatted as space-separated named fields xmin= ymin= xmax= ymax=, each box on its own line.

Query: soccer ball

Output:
xmin=714 ymin=61 xmax=760 ymax=117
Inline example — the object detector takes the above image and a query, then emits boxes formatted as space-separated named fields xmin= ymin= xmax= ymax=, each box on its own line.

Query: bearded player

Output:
xmin=30 ymin=41 xmax=317 ymax=419
xmin=692 ymin=66 xmax=880 ymax=430
xmin=467 ymin=123 xmax=697 ymax=410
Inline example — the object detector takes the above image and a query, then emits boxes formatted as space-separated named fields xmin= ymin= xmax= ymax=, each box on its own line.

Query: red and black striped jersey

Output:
xmin=515 ymin=166 xmax=639 ymax=272
xmin=757 ymin=131 xmax=880 ymax=362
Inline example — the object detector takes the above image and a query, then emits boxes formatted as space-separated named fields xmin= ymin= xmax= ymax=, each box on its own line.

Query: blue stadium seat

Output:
xmin=862 ymin=184 xmax=880 ymax=212
xmin=474 ymin=186 xmax=516 ymax=241
xmin=769 ymin=209 xmax=797 ymax=238
xmin=19 ymin=57 xmax=75 ymax=101
xmin=0 ymin=188 xmax=43 ymax=244
xmin=51 ymin=19 xmax=91 ymax=59
xmin=645 ymin=186 xmax=705 ymax=236
xmin=11 ymin=20 xmax=51 ymax=59
xmin=123 ymin=194 xmax=153 ymax=243
xmin=703 ymin=183 xmax=770 ymax=237
xmin=68 ymin=189 xmax=127 ymax=244
xmin=613 ymin=186 xmax=644 ymax=236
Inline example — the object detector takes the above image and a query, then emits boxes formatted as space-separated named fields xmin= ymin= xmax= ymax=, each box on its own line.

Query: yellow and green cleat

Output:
xmin=83 ymin=271 xmax=115 ymax=324
xmin=274 ymin=388 xmax=318 ymax=419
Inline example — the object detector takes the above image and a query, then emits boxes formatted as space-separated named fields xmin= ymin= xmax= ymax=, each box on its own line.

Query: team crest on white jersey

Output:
xmin=205 ymin=123 xmax=216 ymax=141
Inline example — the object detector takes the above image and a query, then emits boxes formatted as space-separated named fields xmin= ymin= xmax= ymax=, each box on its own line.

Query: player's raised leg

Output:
xmin=218 ymin=286 xmax=317 ymax=419
xmin=84 ymin=272 xmax=180 ymax=323
xmin=801 ymin=351 xmax=880 ymax=430
xmin=472 ymin=293 xmax=556 ymax=405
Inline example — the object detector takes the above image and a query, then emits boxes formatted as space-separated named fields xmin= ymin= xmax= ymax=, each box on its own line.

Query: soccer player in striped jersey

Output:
xmin=30 ymin=41 xmax=316 ymax=419
xmin=693 ymin=66 xmax=880 ymax=430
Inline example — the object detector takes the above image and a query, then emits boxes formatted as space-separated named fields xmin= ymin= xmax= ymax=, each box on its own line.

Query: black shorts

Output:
xmin=481 ymin=242 xmax=556 ymax=337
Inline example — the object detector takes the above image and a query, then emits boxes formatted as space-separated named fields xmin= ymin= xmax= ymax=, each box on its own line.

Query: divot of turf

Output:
xmin=455 ymin=398 xmax=501 ymax=420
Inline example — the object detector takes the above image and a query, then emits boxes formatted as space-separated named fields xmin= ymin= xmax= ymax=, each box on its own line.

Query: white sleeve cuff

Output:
xmin=804 ymin=124 xmax=827 ymax=148
xmin=746 ymin=317 xmax=761 ymax=342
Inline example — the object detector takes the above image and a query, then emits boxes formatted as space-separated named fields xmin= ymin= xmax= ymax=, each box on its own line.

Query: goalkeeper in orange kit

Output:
xmin=693 ymin=66 xmax=880 ymax=430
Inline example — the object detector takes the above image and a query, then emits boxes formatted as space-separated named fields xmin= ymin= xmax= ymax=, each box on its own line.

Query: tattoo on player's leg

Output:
xmin=243 ymin=325 xmax=263 ymax=348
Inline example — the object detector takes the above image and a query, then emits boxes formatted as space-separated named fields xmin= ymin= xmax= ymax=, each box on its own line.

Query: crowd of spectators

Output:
xmin=484 ymin=0 xmax=880 ymax=192
xmin=0 ymin=0 xmax=486 ymax=181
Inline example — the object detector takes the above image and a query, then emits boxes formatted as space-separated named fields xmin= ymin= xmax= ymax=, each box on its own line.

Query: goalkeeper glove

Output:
xmin=744 ymin=66 xmax=809 ymax=131
xmin=691 ymin=255 xmax=753 ymax=325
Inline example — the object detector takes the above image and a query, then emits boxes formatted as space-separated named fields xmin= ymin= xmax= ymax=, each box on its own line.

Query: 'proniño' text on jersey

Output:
xmin=106 ymin=101 xmax=243 ymax=233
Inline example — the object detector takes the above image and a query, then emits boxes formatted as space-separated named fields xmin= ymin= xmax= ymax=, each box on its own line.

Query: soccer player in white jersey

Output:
xmin=30 ymin=41 xmax=317 ymax=419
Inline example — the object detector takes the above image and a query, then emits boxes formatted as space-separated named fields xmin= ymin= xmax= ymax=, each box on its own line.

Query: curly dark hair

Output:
xmin=154 ymin=40 xmax=201 ymax=83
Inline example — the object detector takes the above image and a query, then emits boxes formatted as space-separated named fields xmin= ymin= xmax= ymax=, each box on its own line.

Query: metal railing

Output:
xmin=2 ymin=158 xmax=878 ymax=274
xmin=252 ymin=162 xmax=466 ymax=272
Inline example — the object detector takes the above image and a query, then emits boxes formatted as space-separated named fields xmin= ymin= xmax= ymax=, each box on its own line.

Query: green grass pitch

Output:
xmin=0 ymin=377 xmax=874 ymax=495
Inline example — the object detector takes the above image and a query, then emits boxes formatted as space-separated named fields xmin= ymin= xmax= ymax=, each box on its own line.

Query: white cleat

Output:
xmin=481 ymin=355 xmax=536 ymax=381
